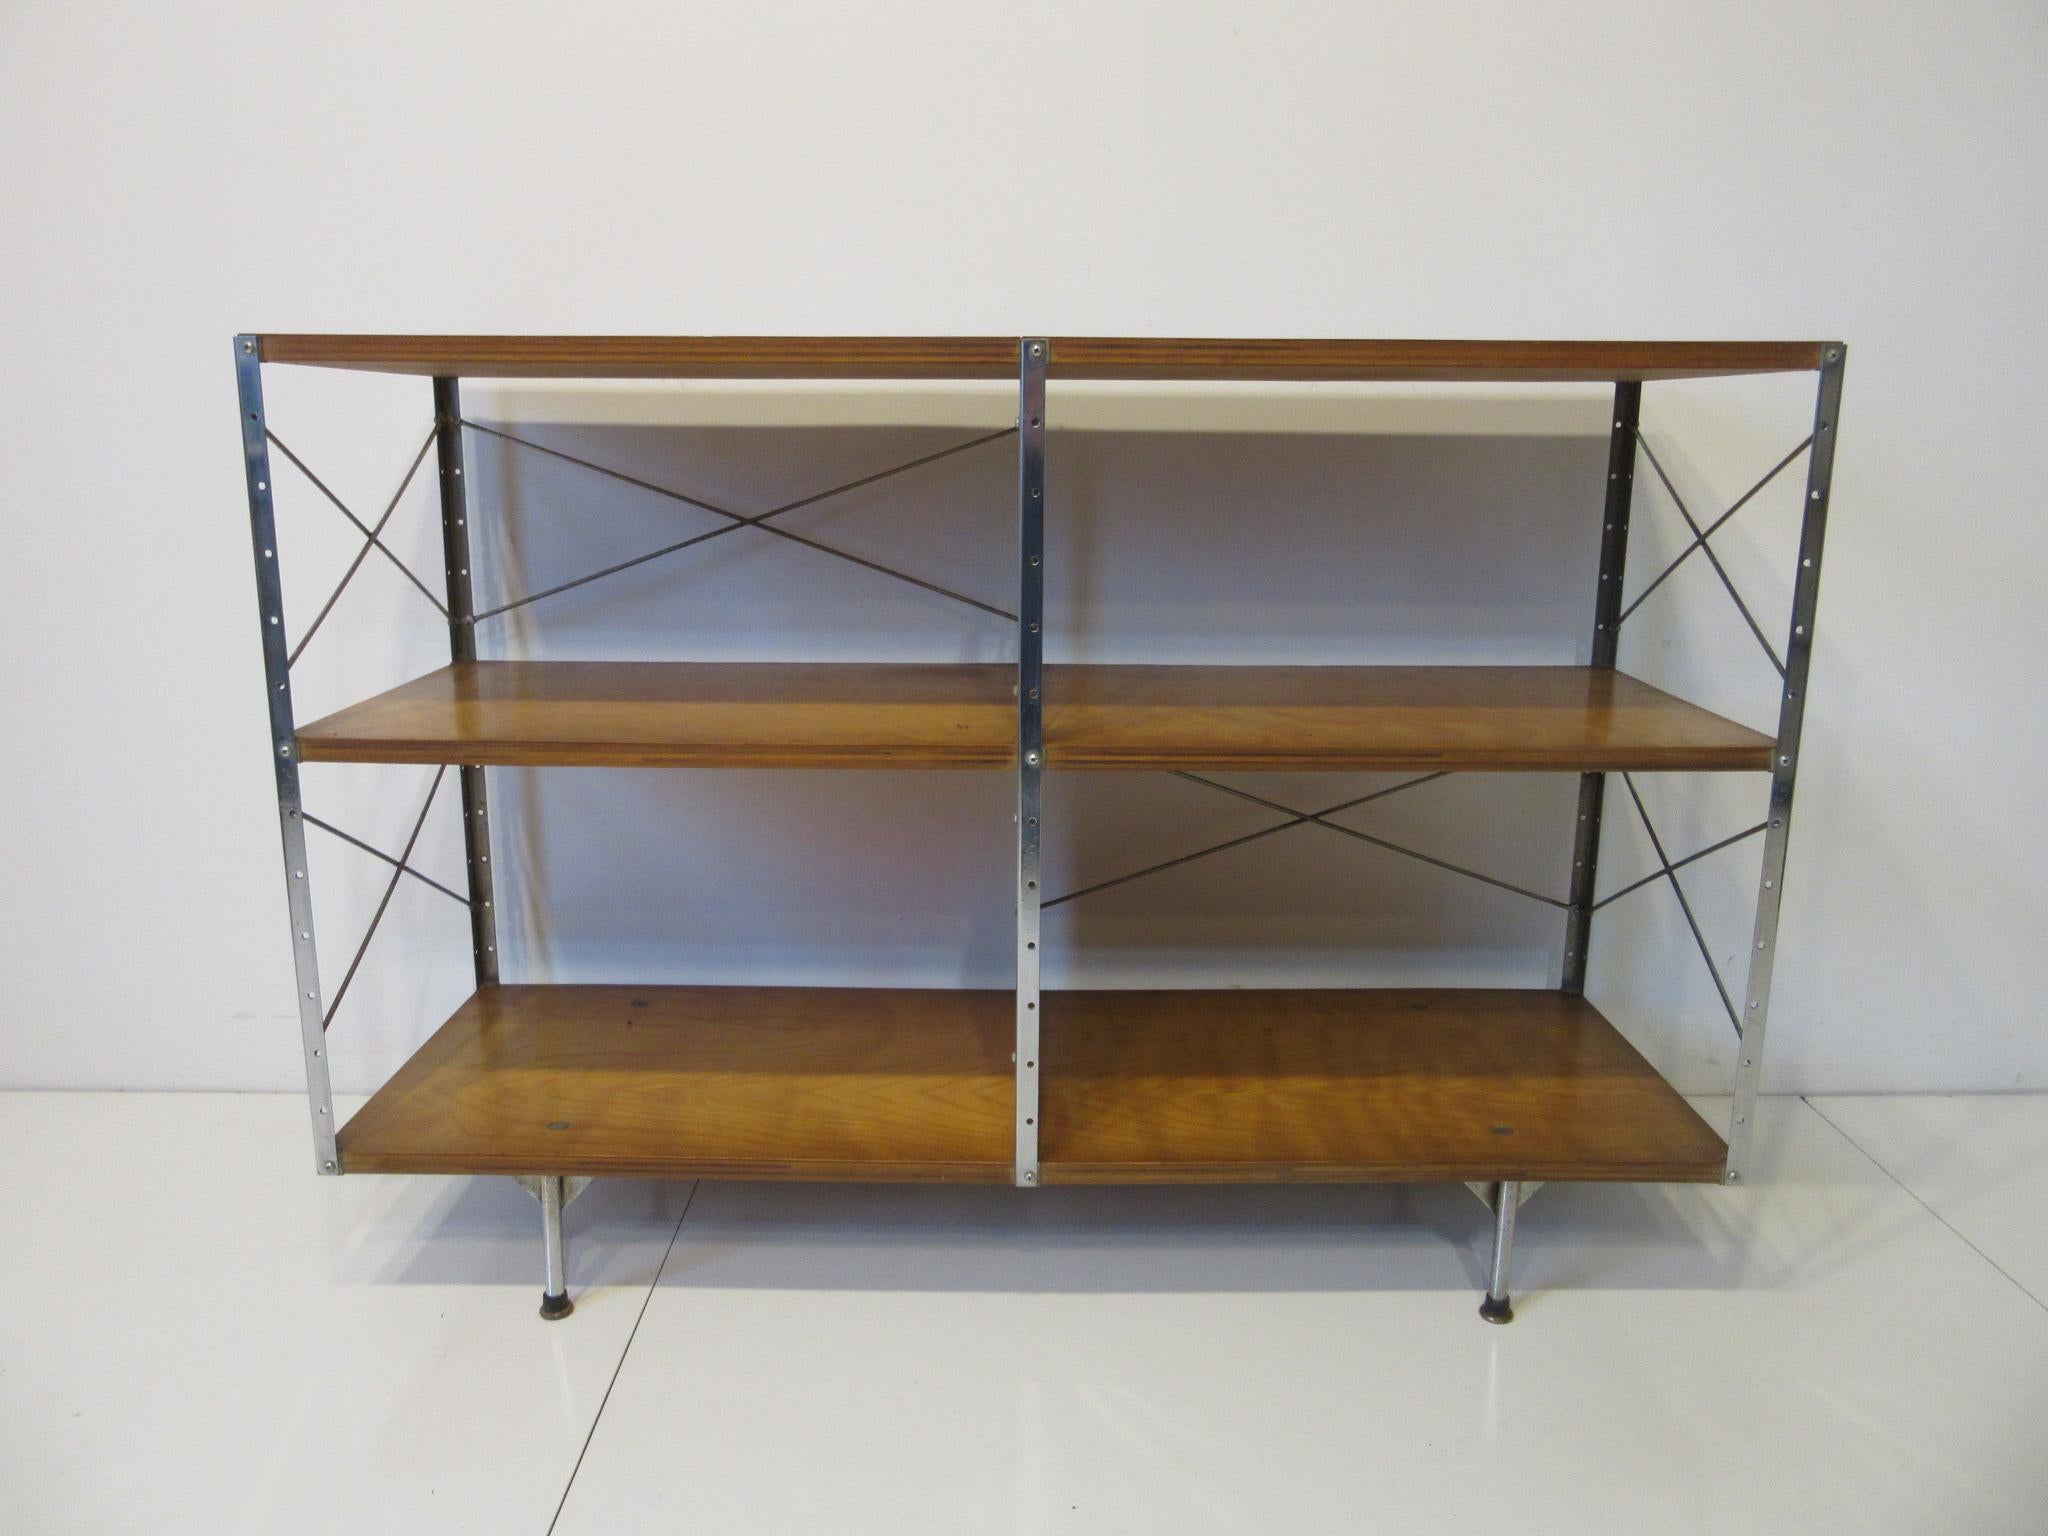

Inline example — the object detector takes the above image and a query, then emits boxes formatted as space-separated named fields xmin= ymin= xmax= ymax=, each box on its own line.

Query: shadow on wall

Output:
xmin=456 ymin=415 xmax=1608 ymax=997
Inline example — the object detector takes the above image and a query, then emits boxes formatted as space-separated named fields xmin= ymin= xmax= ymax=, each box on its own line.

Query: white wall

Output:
xmin=1 ymin=0 xmax=2043 ymax=1097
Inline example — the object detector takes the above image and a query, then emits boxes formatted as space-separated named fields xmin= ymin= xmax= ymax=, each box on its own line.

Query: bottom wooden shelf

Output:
xmin=1040 ymin=989 xmax=1725 ymax=1183
xmin=336 ymin=984 xmax=1727 ymax=1183
xmin=338 ymin=985 xmax=1015 ymax=1181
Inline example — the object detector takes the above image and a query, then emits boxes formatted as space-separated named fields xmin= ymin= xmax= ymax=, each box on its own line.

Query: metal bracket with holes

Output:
xmin=1015 ymin=340 xmax=1048 ymax=1187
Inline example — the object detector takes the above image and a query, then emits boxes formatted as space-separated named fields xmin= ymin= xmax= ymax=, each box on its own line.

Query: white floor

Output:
xmin=4 ymin=1094 xmax=2045 ymax=1534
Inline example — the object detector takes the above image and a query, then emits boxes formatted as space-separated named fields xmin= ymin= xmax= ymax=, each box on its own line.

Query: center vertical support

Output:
xmin=1726 ymin=345 xmax=1846 ymax=1183
xmin=1014 ymin=339 xmax=1048 ymax=1188
xmin=1561 ymin=381 xmax=1641 ymax=992
xmin=237 ymin=337 xmax=339 ymax=1175
xmin=433 ymin=379 xmax=499 ymax=987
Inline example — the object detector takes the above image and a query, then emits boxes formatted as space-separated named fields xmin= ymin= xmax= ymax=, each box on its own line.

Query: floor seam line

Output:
xmin=545 ymin=1179 xmax=699 ymax=1536
xmin=1801 ymin=1096 xmax=2048 ymax=1315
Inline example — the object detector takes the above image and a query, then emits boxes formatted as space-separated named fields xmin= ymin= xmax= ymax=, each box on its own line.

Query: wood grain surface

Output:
xmin=295 ymin=661 xmax=1017 ymax=768
xmin=337 ymin=985 xmax=1016 ymax=1180
xmin=294 ymin=660 xmax=1775 ymax=772
xmin=254 ymin=334 xmax=1826 ymax=382
xmin=257 ymin=334 xmax=1021 ymax=379
xmin=336 ymin=984 xmax=1726 ymax=1182
xmin=1043 ymin=663 xmax=1775 ymax=771
xmin=1045 ymin=336 xmax=1824 ymax=382
xmin=1040 ymin=988 xmax=1728 ymax=1183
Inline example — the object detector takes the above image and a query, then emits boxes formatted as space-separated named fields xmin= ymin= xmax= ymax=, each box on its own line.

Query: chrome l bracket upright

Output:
xmin=237 ymin=336 xmax=339 ymax=1174
xmin=1014 ymin=339 xmax=1048 ymax=1188
xmin=1562 ymin=381 xmax=1640 ymax=992
xmin=433 ymin=378 xmax=499 ymax=987
xmin=1725 ymin=346 xmax=1845 ymax=1183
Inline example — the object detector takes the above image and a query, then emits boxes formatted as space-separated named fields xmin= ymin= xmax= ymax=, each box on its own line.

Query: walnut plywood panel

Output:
xmin=1047 ymin=664 xmax=1775 ymax=771
xmin=1039 ymin=990 xmax=1728 ymax=1183
xmin=1046 ymin=337 xmax=1825 ymax=382
xmin=295 ymin=661 xmax=1018 ymax=769
xmin=337 ymin=985 xmax=1724 ymax=1183
xmin=253 ymin=334 xmax=1826 ymax=382
xmin=337 ymin=985 xmax=1015 ymax=1180
xmin=256 ymin=335 xmax=1023 ymax=379
xmin=295 ymin=661 xmax=1774 ymax=772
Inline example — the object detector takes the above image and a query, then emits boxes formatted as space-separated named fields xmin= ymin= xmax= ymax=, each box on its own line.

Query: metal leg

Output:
xmin=1480 ymin=1179 xmax=1521 ymax=1323
xmin=237 ymin=336 xmax=339 ymax=1175
xmin=538 ymin=1175 xmax=572 ymax=1320
xmin=1014 ymin=340 xmax=1047 ymax=1188
xmin=1726 ymin=345 xmax=1846 ymax=1183
xmin=1562 ymin=381 xmax=1640 ymax=992
xmin=433 ymin=378 xmax=499 ymax=987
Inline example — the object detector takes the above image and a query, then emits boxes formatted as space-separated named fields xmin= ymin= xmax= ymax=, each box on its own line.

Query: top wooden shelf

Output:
xmin=250 ymin=335 xmax=1829 ymax=383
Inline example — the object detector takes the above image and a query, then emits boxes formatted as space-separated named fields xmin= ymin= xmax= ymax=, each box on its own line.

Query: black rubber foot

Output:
xmin=1478 ymin=1294 xmax=1514 ymax=1325
xmin=539 ymin=1290 xmax=574 ymax=1321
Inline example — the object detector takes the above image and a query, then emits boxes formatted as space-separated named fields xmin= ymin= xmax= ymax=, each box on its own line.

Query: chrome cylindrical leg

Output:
xmin=1480 ymin=1180 xmax=1519 ymax=1324
xmin=539 ymin=1176 xmax=573 ymax=1320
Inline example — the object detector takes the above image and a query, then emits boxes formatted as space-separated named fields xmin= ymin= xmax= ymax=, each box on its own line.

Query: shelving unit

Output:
xmin=237 ymin=334 xmax=1843 ymax=1324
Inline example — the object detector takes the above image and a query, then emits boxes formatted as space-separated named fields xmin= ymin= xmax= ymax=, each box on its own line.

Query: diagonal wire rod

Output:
xmin=1621 ymin=774 xmax=1741 ymax=1032
xmin=1175 ymin=772 xmax=1569 ymax=909
xmin=301 ymin=810 xmax=470 ymax=907
xmin=1637 ymin=438 xmax=1785 ymax=676
xmin=286 ymin=426 xmax=440 ymax=668
xmin=321 ymin=767 xmax=447 ymax=1031
xmin=266 ymin=430 xmax=450 ymax=618
xmin=470 ymin=503 xmax=1012 ymax=625
xmin=463 ymin=420 xmax=1016 ymax=620
xmin=1043 ymin=772 xmax=1449 ymax=909
xmin=1618 ymin=434 xmax=1812 ymax=627
xmin=1593 ymin=819 xmax=1768 ymax=911
xmin=460 ymin=420 xmax=1018 ymax=623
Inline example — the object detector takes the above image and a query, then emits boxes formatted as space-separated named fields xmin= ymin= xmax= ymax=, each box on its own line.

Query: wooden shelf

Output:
xmin=337 ymin=985 xmax=1017 ymax=1181
xmin=1041 ymin=664 xmax=1774 ymax=771
xmin=295 ymin=661 xmax=1774 ymax=772
xmin=1042 ymin=989 xmax=1727 ymax=1183
xmin=254 ymin=334 xmax=1826 ymax=382
xmin=335 ymin=984 xmax=1725 ymax=1183
xmin=298 ymin=662 xmax=1015 ymax=770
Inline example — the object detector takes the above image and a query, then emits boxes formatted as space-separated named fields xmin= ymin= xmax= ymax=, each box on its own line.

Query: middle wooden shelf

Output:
xmin=295 ymin=660 xmax=1774 ymax=773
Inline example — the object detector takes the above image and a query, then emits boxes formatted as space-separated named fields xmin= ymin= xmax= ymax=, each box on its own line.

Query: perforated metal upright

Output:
xmin=236 ymin=337 xmax=339 ymax=1175
xmin=1014 ymin=339 xmax=1048 ymax=1187
xmin=433 ymin=377 xmax=500 ymax=990
xmin=1561 ymin=381 xmax=1640 ymax=995
xmin=1725 ymin=346 xmax=1845 ymax=1182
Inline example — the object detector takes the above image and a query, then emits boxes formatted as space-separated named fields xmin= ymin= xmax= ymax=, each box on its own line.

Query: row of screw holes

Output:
xmin=243 ymin=345 xmax=437 ymax=1178
xmin=1742 ymin=371 xmax=1831 ymax=1157
xmin=1021 ymin=349 xmax=1043 ymax=1176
